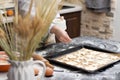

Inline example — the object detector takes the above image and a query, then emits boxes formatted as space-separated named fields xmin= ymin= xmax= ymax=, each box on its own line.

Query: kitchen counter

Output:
xmin=38 ymin=36 xmax=120 ymax=80
xmin=38 ymin=36 xmax=120 ymax=56
xmin=59 ymin=2 xmax=82 ymax=14
xmin=1 ymin=36 xmax=120 ymax=80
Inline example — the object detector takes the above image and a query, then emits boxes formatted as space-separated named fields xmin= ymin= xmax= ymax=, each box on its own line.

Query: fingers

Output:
xmin=57 ymin=32 xmax=72 ymax=43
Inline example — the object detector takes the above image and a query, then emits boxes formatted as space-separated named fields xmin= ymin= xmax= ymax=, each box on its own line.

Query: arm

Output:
xmin=50 ymin=25 xmax=72 ymax=43
xmin=50 ymin=14 xmax=72 ymax=43
xmin=18 ymin=0 xmax=72 ymax=43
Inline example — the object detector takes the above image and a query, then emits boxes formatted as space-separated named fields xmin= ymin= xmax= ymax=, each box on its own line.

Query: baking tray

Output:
xmin=46 ymin=46 xmax=120 ymax=74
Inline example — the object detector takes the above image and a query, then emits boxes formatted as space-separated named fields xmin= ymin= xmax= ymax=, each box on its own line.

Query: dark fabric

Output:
xmin=85 ymin=0 xmax=111 ymax=13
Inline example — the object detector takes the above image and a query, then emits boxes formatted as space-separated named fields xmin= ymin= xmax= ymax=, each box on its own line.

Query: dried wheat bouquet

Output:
xmin=0 ymin=0 xmax=63 ymax=61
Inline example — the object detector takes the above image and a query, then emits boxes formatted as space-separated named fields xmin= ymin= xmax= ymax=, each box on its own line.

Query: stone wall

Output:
xmin=65 ymin=0 xmax=115 ymax=39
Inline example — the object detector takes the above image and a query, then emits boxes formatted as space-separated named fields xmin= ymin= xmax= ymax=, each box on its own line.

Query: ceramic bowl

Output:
xmin=0 ymin=51 xmax=11 ymax=72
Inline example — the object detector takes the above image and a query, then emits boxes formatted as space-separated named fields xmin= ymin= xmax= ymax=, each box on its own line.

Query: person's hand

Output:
xmin=50 ymin=26 xmax=72 ymax=43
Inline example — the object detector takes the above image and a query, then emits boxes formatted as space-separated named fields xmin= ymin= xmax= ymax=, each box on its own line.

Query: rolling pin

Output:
xmin=32 ymin=53 xmax=54 ymax=69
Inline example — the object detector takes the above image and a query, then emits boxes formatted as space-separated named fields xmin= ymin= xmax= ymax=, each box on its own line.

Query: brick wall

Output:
xmin=65 ymin=0 xmax=115 ymax=39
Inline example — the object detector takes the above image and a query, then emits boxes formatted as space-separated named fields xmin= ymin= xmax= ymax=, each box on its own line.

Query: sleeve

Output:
xmin=18 ymin=0 xmax=35 ymax=16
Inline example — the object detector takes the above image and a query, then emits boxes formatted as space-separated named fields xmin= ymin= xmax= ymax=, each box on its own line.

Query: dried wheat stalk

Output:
xmin=0 ymin=0 xmax=63 ymax=61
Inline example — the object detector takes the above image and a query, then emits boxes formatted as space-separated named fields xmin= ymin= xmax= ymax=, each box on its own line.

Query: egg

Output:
xmin=45 ymin=67 xmax=54 ymax=77
xmin=34 ymin=67 xmax=54 ymax=77
xmin=7 ymin=9 xmax=14 ymax=16
xmin=34 ymin=68 xmax=39 ymax=76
